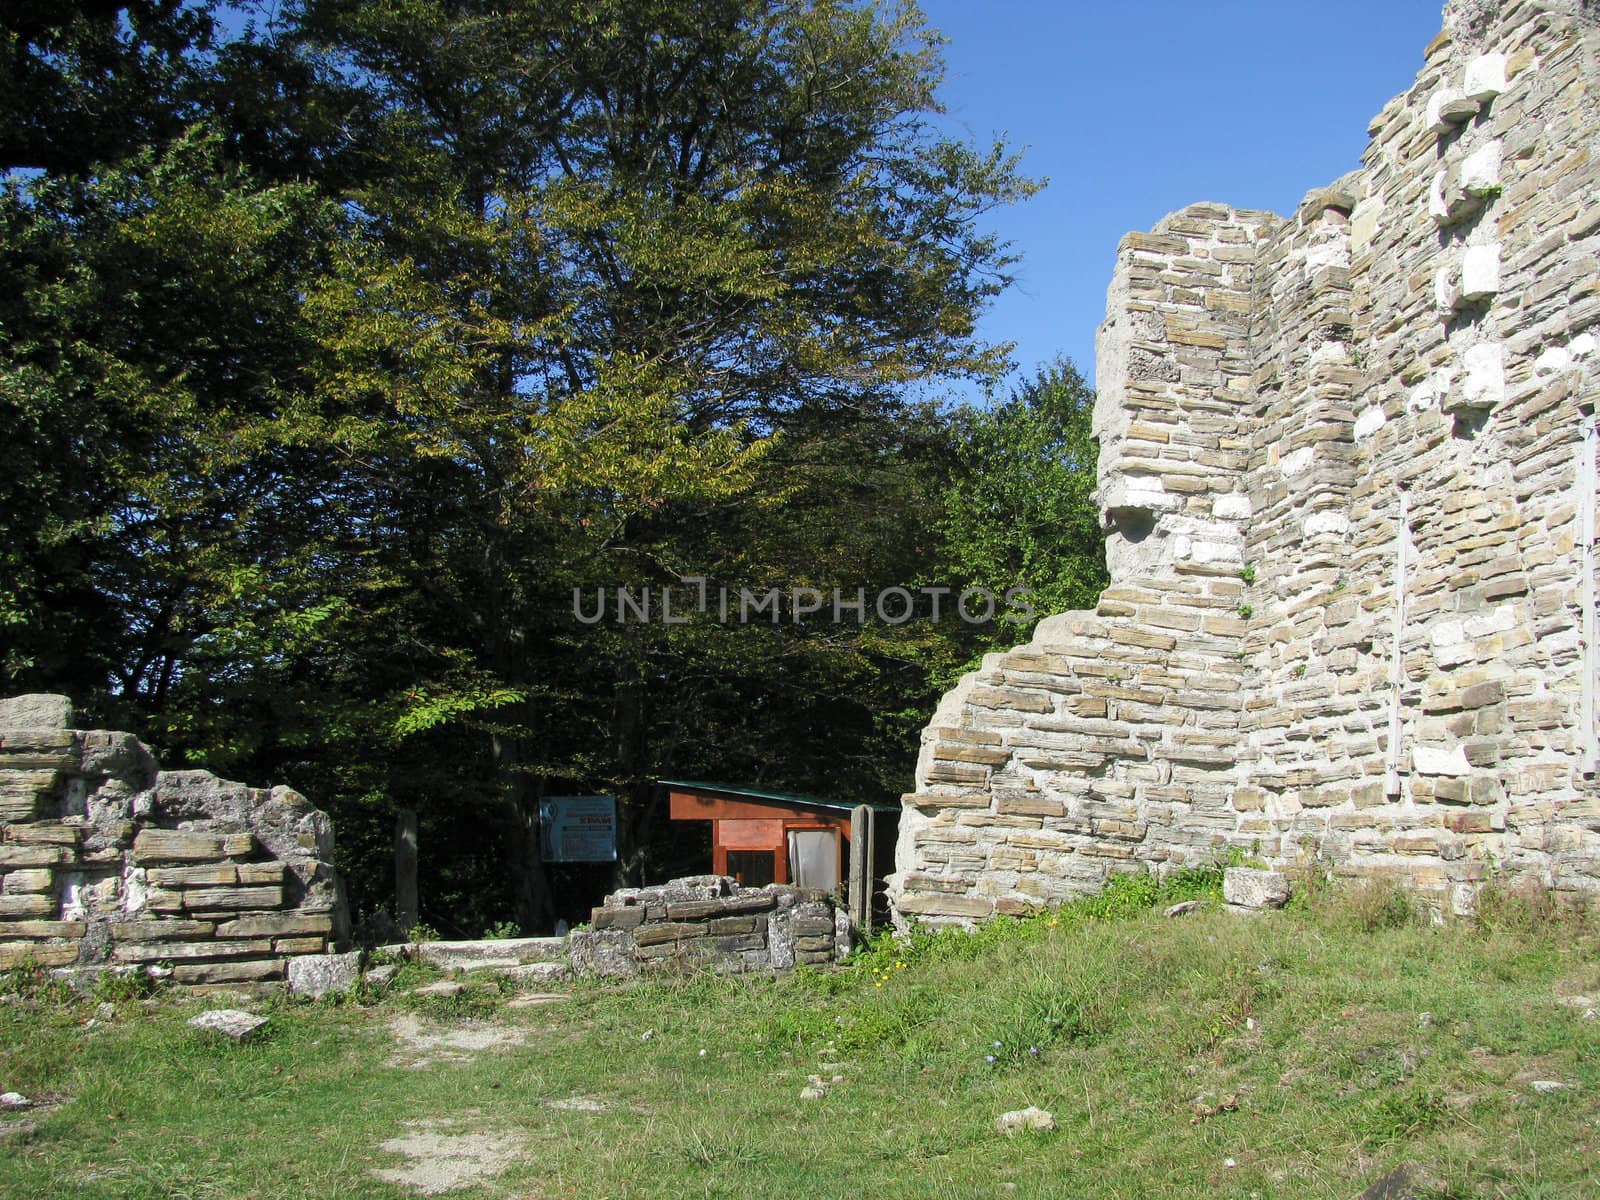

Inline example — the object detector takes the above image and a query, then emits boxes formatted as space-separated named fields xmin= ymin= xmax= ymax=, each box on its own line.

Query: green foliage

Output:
xmin=849 ymin=865 xmax=1224 ymax=977
xmin=90 ymin=968 xmax=165 ymax=1006
xmin=0 ymin=963 xmax=75 ymax=1006
xmin=923 ymin=359 xmax=1107 ymax=681
xmin=5 ymin=883 xmax=1600 ymax=1197
xmin=0 ymin=0 xmax=1084 ymax=933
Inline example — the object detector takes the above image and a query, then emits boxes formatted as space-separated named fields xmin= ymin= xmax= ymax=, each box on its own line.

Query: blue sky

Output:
xmin=917 ymin=0 xmax=1445 ymax=398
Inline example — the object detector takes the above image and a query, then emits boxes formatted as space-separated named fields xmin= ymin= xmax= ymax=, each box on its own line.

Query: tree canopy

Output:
xmin=0 ymin=0 xmax=1105 ymax=933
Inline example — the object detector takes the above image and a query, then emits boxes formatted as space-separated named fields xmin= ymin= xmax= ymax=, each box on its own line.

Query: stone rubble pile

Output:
xmin=569 ymin=875 xmax=849 ymax=977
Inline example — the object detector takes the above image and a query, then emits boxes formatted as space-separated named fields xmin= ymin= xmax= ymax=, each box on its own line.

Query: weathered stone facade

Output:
xmin=891 ymin=0 xmax=1600 ymax=922
xmin=0 ymin=694 xmax=349 ymax=986
xmin=570 ymin=875 xmax=849 ymax=977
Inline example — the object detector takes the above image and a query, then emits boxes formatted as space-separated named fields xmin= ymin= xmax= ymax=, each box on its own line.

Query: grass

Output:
xmin=1 ymin=873 xmax=1598 ymax=1198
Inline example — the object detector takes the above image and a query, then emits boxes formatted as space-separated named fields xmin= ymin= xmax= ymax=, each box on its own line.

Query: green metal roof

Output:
xmin=658 ymin=779 xmax=898 ymax=816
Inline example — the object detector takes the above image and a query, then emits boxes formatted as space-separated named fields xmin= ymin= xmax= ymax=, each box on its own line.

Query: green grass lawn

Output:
xmin=2 ymin=876 xmax=1598 ymax=1199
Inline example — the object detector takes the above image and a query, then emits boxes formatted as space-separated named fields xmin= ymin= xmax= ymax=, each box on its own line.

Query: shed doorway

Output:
xmin=787 ymin=828 xmax=839 ymax=891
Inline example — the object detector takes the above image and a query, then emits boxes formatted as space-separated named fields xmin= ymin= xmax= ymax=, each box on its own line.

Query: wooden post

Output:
xmin=395 ymin=807 xmax=419 ymax=934
xmin=848 ymin=805 xmax=874 ymax=935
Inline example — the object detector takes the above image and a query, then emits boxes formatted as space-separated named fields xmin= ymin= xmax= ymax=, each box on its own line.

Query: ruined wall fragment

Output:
xmin=891 ymin=0 xmax=1600 ymax=922
xmin=0 ymin=694 xmax=349 ymax=986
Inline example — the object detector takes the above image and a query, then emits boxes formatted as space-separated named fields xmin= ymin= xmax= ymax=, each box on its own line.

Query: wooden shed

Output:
xmin=660 ymin=779 xmax=898 ymax=894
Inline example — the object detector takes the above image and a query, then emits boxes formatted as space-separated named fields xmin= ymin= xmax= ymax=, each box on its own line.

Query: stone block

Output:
xmin=1460 ymin=244 xmax=1500 ymax=302
xmin=634 ymin=922 xmax=704 ymax=946
xmin=178 ymin=961 xmax=284 ymax=986
xmin=113 ymin=939 xmax=273 ymax=963
xmin=274 ymin=937 xmax=327 ymax=955
xmin=0 ymin=695 xmax=73 ymax=731
xmin=109 ymin=919 xmax=216 ymax=941
xmin=0 ymin=920 xmax=84 ymax=939
xmin=214 ymin=913 xmax=332 ymax=938
xmin=591 ymin=906 xmax=645 ymax=932
xmin=415 ymin=937 xmax=565 ymax=970
xmin=898 ymin=892 xmax=994 ymax=919
xmin=180 ymin=886 xmax=284 ymax=911
xmin=1222 ymin=868 xmax=1290 ymax=910
xmin=566 ymin=929 xmax=638 ymax=978
xmin=3 ymin=825 xmax=80 ymax=846
xmin=147 ymin=865 xmax=238 ymax=888
xmin=1 ymin=869 xmax=54 ymax=894
xmin=1463 ymin=52 xmax=1506 ymax=101
xmin=0 ymin=942 xmax=79 ymax=969
xmin=0 ymin=895 xmax=54 ymax=918
xmin=286 ymin=951 xmax=361 ymax=999
xmin=131 ymin=830 xmax=228 ymax=864
xmin=236 ymin=863 xmax=286 ymax=885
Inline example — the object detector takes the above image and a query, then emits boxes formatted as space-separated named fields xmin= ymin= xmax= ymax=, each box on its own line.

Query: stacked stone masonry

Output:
xmin=0 ymin=694 xmax=348 ymax=986
xmin=890 ymin=0 xmax=1600 ymax=923
xmin=569 ymin=876 xmax=849 ymax=977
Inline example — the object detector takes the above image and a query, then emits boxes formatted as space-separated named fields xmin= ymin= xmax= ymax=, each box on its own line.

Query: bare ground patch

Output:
xmin=369 ymin=1116 xmax=524 ymax=1195
xmin=386 ymin=1012 xmax=530 ymax=1068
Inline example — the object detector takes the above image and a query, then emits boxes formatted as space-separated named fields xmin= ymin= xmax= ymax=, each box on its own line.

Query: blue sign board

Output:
xmin=539 ymin=795 xmax=618 ymax=863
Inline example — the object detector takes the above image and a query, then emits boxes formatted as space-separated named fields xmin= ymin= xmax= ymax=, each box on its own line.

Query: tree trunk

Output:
xmin=509 ymin=793 xmax=555 ymax=933
xmin=394 ymin=807 xmax=419 ymax=933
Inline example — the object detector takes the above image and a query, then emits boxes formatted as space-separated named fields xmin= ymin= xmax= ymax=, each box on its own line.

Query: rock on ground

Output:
xmin=287 ymin=951 xmax=362 ymax=1000
xmin=187 ymin=1010 xmax=268 ymax=1041
xmin=995 ymin=1106 xmax=1054 ymax=1134
xmin=1223 ymin=868 xmax=1291 ymax=910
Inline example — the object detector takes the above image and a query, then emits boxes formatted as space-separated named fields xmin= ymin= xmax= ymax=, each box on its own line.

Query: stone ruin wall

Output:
xmin=0 ymin=694 xmax=349 ymax=987
xmin=890 ymin=0 xmax=1600 ymax=923
xmin=569 ymin=875 xmax=849 ymax=977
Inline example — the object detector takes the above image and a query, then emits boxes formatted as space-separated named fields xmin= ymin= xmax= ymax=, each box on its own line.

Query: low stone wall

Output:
xmin=569 ymin=875 xmax=849 ymax=977
xmin=0 ymin=694 xmax=348 ymax=987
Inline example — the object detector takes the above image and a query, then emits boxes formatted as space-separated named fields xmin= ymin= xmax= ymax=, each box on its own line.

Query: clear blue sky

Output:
xmin=917 ymin=0 xmax=1445 ymax=399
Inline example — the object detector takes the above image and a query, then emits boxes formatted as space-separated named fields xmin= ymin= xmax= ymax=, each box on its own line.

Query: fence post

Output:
xmin=395 ymin=807 xmax=419 ymax=935
xmin=848 ymin=805 xmax=874 ymax=936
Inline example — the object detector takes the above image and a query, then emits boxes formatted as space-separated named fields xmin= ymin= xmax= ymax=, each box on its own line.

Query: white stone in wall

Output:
xmin=1413 ymin=745 xmax=1472 ymax=776
xmin=1428 ymin=169 xmax=1451 ymax=224
xmin=1310 ymin=339 xmax=1349 ymax=365
xmin=1212 ymin=493 xmax=1252 ymax=520
xmin=1571 ymin=333 xmax=1596 ymax=360
xmin=59 ymin=872 xmax=87 ymax=921
xmin=1349 ymin=196 xmax=1383 ymax=255
xmin=1535 ymin=346 xmax=1573 ymax=377
xmin=1463 ymin=52 xmax=1508 ymax=102
xmin=1462 ymin=141 xmax=1502 ymax=194
xmin=1304 ymin=511 xmax=1351 ymax=538
xmin=1304 ymin=240 xmax=1350 ymax=274
xmin=1409 ymin=370 xmax=1452 ymax=412
xmin=1460 ymin=343 xmax=1505 ymax=410
xmin=1354 ymin=404 xmax=1388 ymax=441
xmin=1464 ymin=604 xmax=1518 ymax=639
xmin=1426 ymin=87 xmax=1466 ymax=133
xmin=1435 ymin=265 xmax=1462 ymax=314
xmin=1461 ymin=244 xmax=1501 ymax=302
xmin=1100 ymin=474 xmax=1182 ymax=515
xmin=122 ymin=864 xmax=147 ymax=914
xmin=1280 ymin=446 xmax=1315 ymax=477
xmin=1190 ymin=539 xmax=1243 ymax=565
